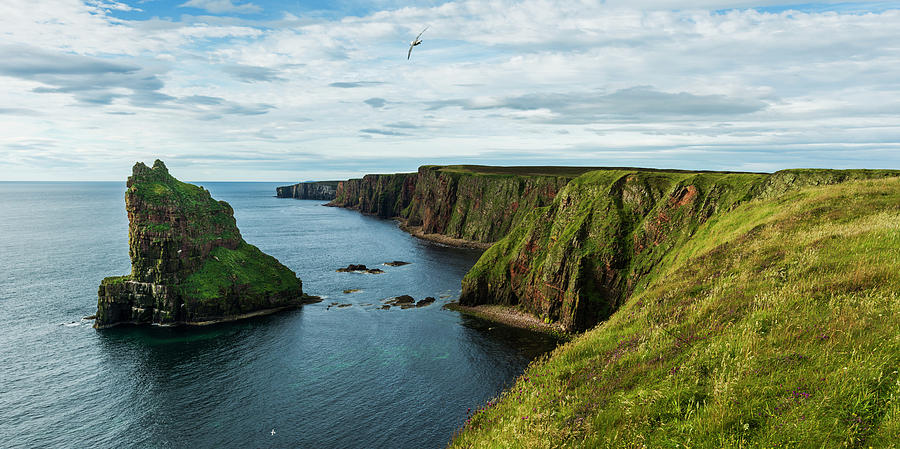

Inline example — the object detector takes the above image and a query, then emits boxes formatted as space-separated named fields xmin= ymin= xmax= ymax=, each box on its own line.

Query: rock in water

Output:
xmin=95 ymin=160 xmax=305 ymax=328
xmin=415 ymin=297 xmax=435 ymax=307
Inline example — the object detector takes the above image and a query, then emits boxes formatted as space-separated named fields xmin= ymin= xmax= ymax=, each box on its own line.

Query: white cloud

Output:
xmin=0 ymin=0 xmax=898 ymax=180
xmin=179 ymin=0 xmax=261 ymax=14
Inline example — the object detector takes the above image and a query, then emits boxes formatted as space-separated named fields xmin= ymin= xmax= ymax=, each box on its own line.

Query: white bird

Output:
xmin=408 ymin=26 xmax=429 ymax=60
xmin=271 ymin=429 xmax=276 ymax=436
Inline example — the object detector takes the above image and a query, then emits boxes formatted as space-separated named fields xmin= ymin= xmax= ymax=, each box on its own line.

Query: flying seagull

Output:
xmin=407 ymin=26 xmax=429 ymax=60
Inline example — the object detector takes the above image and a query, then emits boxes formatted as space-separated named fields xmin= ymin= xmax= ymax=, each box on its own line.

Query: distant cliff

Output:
xmin=276 ymin=181 xmax=339 ymax=200
xmin=327 ymin=173 xmax=417 ymax=218
xmin=459 ymin=168 xmax=900 ymax=332
xmin=96 ymin=160 xmax=307 ymax=328
xmin=320 ymin=165 xmax=602 ymax=244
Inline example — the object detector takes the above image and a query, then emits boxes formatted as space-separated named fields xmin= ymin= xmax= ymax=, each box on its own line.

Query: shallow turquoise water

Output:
xmin=0 ymin=182 xmax=557 ymax=448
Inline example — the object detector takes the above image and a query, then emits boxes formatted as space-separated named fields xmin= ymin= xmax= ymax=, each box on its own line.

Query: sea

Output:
xmin=0 ymin=181 xmax=558 ymax=449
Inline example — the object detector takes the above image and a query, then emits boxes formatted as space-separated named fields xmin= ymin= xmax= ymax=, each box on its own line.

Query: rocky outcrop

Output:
xmin=276 ymin=181 xmax=339 ymax=200
xmin=96 ymin=160 xmax=306 ymax=328
xmin=459 ymin=168 xmax=900 ymax=332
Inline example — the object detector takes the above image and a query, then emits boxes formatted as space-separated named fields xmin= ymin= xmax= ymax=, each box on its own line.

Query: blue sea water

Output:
xmin=0 ymin=182 xmax=557 ymax=448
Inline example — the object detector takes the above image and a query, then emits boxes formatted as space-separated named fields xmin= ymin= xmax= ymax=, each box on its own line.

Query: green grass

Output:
xmin=450 ymin=177 xmax=900 ymax=448
xmin=179 ymin=242 xmax=302 ymax=306
xmin=436 ymin=165 xmax=766 ymax=178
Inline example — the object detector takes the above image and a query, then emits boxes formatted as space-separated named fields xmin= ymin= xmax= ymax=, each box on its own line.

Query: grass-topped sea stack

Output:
xmin=95 ymin=160 xmax=306 ymax=328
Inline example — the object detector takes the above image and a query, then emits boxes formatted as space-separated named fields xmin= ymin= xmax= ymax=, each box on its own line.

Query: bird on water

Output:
xmin=408 ymin=26 xmax=429 ymax=60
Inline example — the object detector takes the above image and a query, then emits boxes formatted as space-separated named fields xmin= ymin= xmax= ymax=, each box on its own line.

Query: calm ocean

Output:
xmin=0 ymin=181 xmax=557 ymax=448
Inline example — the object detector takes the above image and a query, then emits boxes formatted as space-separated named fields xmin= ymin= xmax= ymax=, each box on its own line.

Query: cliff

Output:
xmin=450 ymin=173 xmax=900 ymax=447
xmin=459 ymin=168 xmax=900 ymax=332
xmin=95 ymin=160 xmax=306 ymax=328
xmin=322 ymin=165 xmax=605 ymax=244
xmin=327 ymin=173 xmax=417 ymax=218
xmin=276 ymin=181 xmax=339 ymax=200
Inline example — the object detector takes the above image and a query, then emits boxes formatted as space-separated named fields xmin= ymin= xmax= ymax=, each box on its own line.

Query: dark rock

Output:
xmin=416 ymin=297 xmax=436 ymax=307
xmin=301 ymin=295 xmax=323 ymax=304
xmin=83 ymin=314 xmax=97 ymax=320
xmin=380 ymin=305 xmax=390 ymax=310
xmin=384 ymin=261 xmax=411 ymax=266
xmin=337 ymin=264 xmax=369 ymax=272
xmin=337 ymin=303 xmax=352 ymax=308
xmin=366 ymin=268 xmax=384 ymax=274
xmin=343 ymin=289 xmax=361 ymax=294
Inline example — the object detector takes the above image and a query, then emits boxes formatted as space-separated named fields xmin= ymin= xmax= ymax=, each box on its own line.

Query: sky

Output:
xmin=0 ymin=0 xmax=898 ymax=181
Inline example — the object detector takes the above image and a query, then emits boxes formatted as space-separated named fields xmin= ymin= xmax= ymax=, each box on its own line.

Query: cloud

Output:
xmin=179 ymin=0 xmax=261 ymax=14
xmin=364 ymin=97 xmax=387 ymax=108
xmin=0 ymin=108 xmax=40 ymax=115
xmin=385 ymin=121 xmax=422 ymax=129
xmin=427 ymin=87 xmax=768 ymax=123
xmin=329 ymin=81 xmax=385 ymax=88
xmin=1 ymin=1 xmax=899 ymax=180
xmin=222 ymin=64 xmax=284 ymax=82
xmin=360 ymin=128 xmax=411 ymax=136
xmin=0 ymin=44 xmax=173 ymax=107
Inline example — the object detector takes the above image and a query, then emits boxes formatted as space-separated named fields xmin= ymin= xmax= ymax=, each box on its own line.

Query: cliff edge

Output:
xmin=95 ymin=160 xmax=306 ymax=328
xmin=459 ymin=168 xmax=900 ymax=332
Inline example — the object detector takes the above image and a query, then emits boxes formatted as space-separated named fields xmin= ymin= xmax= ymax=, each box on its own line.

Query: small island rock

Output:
xmin=95 ymin=160 xmax=306 ymax=328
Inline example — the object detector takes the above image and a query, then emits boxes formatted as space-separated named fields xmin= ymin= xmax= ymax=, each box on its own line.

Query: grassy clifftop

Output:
xmin=451 ymin=175 xmax=900 ymax=447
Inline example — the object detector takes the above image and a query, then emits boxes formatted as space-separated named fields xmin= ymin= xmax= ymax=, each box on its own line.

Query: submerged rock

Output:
xmin=384 ymin=261 xmax=411 ymax=266
xmin=95 ymin=160 xmax=306 ymax=328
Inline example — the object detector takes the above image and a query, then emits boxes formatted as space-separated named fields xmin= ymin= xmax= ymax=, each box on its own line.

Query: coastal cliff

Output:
xmin=276 ymin=181 xmax=339 ymax=200
xmin=327 ymin=173 xmax=417 ymax=218
xmin=450 ymin=171 xmax=900 ymax=447
xmin=321 ymin=165 xmax=601 ymax=244
xmin=458 ymin=168 xmax=900 ymax=332
xmin=95 ymin=160 xmax=306 ymax=328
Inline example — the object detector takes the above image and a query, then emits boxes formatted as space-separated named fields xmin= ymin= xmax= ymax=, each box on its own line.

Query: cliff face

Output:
xmin=96 ymin=160 xmax=304 ymax=328
xmin=403 ymin=166 xmax=575 ymax=243
xmin=321 ymin=165 xmax=598 ymax=243
xmin=459 ymin=168 xmax=900 ymax=332
xmin=276 ymin=181 xmax=339 ymax=200
xmin=327 ymin=173 xmax=418 ymax=218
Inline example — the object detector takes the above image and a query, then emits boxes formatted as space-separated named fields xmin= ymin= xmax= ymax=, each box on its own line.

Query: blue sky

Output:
xmin=0 ymin=0 xmax=898 ymax=181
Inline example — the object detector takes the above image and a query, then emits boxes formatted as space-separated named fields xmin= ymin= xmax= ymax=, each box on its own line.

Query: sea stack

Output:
xmin=95 ymin=160 xmax=305 ymax=328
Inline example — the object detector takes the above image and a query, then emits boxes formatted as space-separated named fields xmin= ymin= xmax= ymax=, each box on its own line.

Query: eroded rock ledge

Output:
xmin=95 ymin=160 xmax=308 ymax=328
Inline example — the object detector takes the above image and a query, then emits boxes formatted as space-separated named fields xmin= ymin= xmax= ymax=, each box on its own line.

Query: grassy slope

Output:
xmin=451 ymin=177 xmax=900 ymax=448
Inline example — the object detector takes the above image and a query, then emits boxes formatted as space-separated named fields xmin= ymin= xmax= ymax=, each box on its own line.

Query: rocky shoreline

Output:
xmin=443 ymin=303 xmax=570 ymax=338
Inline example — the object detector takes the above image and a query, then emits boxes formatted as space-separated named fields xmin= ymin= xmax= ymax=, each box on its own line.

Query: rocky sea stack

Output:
xmin=95 ymin=160 xmax=306 ymax=328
